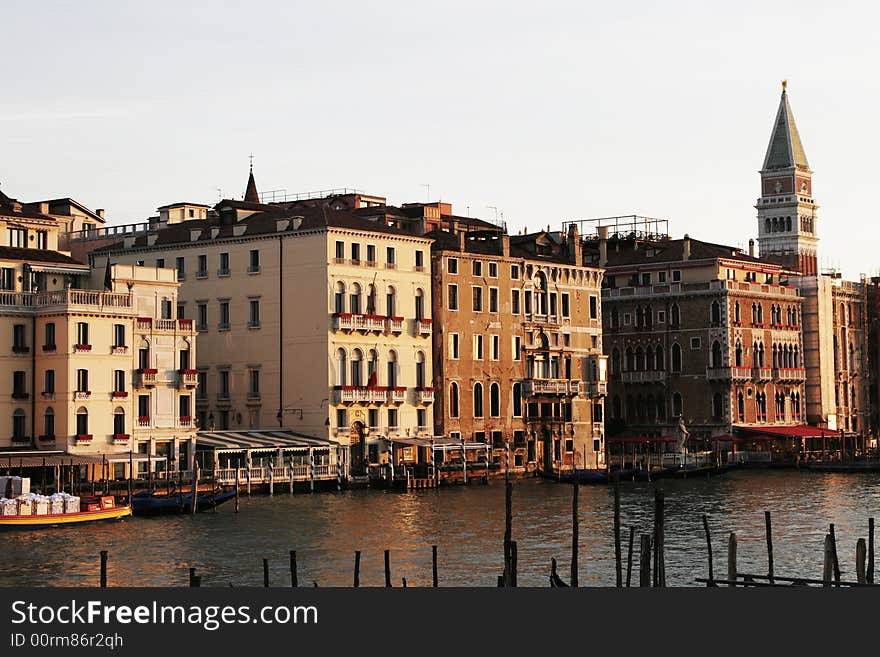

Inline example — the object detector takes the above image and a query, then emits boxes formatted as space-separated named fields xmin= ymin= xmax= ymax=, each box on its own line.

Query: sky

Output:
xmin=2 ymin=0 xmax=879 ymax=279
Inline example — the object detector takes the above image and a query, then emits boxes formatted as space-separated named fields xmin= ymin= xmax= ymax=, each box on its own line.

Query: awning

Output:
xmin=736 ymin=425 xmax=831 ymax=438
xmin=708 ymin=434 xmax=744 ymax=443
xmin=0 ymin=452 xmax=161 ymax=467
xmin=196 ymin=430 xmax=340 ymax=453
xmin=28 ymin=265 xmax=90 ymax=275
xmin=607 ymin=436 xmax=677 ymax=444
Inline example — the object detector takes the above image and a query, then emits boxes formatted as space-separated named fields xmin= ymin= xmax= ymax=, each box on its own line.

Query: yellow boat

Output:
xmin=0 ymin=500 xmax=132 ymax=530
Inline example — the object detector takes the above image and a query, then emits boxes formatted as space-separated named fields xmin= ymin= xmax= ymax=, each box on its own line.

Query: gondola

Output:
xmin=129 ymin=486 xmax=237 ymax=515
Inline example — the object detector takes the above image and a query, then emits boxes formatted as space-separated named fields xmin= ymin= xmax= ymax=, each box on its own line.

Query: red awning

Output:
xmin=737 ymin=425 xmax=831 ymax=438
xmin=607 ymin=436 xmax=678 ymax=444
xmin=708 ymin=434 xmax=744 ymax=442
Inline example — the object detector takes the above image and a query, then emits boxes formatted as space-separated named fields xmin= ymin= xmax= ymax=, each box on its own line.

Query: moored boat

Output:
xmin=0 ymin=495 xmax=131 ymax=530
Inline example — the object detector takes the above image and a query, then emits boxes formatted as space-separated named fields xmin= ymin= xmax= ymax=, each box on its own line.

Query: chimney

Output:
xmin=40 ymin=202 xmax=49 ymax=214
xmin=96 ymin=209 xmax=105 ymax=219
xmin=597 ymin=225 xmax=609 ymax=268
xmin=459 ymin=229 xmax=466 ymax=252
xmin=748 ymin=239 xmax=755 ymax=257
xmin=501 ymin=234 xmax=510 ymax=257
xmin=567 ymin=223 xmax=582 ymax=265
xmin=682 ymin=234 xmax=691 ymax=261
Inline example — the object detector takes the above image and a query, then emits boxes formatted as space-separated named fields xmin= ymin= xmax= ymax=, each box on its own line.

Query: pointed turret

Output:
xmin=762 ymin=80 xmax=810 ymax=172
xmin=244 ymin=163 xmax=260 ymax=203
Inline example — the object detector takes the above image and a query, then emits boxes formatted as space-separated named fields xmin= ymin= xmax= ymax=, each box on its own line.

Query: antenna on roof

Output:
xmin=422 ymin=184 xmax=431 ymax=201
xmin=249 ymin=152 xmax=254 ymax=172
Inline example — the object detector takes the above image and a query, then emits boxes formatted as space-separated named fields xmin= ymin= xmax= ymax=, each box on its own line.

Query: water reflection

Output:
xmin=1 ymin=471 xmax=878 ymax=587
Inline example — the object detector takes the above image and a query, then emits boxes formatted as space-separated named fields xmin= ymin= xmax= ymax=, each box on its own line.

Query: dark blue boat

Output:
xmin=129 ymin=487 xmax=237 ymax=515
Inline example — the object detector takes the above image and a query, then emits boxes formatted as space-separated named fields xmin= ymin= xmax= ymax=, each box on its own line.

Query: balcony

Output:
xmin=38 ymin=434 xmax=55 ymax=443
xmin=137 ymin=369 xmax=158 ymax=387
xmin=387 ymin=387 xmax=407 ymax=404
xmin=522 ymin=379 xmax=574 ymax=396
xmin=706 ymin=367 xmax=752 ymax=382
xmin=11 ymin=392 xmax=29 ymax=400
xmin=137 ymin=416 xmax=151 ymax=427
xmin=42 ymin=344 xmax=57 ymax=353
xmin=334 ymin=313 xmax=387 ymax=333
xmin=217 ymin=268 xmax=231 ymax=277
xmin=752 ymin=367 xmax=773 ymax=382
xmin=41 ymin=392 xmax=55 ymax=401
xmin=196 ymin=270 xmax=208 ymax=279
xmin=416 ymin=387 xmax=435 ymax=404
xmin=385 ymin=317 xmax=404 ymax=333
xmin=12 ymin=345 xmax=29 ymax=355
xmin=74 ymin=343 xmax=92 ymax=352
xmin=774 ymin=368 xmax=806 ymax=383
xmin=416 ymin=318 xmax=433 ymax=336
xmin=582 ymin=381 xmax=608 ymax=397
xmin=11 ymin=436 xmax=31 ymax=446
xmin=178 ymin=416 xmax=193 ymax=428
xmin=368 ymin=387 xmax=387 ymax=404
xmin=179 ymin=369 xmax=199 ymax=388
xmin=112 ymin=434 xmax=130 ymax=445
xmin=111 ymin=391 xmax=129 ymax=399
xmin=111 ymin=345 xmax=129 ymax=355
xmin=75 ymin=434 xmax=93 ymax=444
xmin=620 ymin=371 xmax=666 ymax=384
xmin=74 ymin=391 xmax=91 ymax=400
xmin=36 ymin=289 xmax=133 ymax=313
xmin=137 ymin=317 xmax=196 ymax=333
xmin=334 ymin=386 xmax=370 ymax=404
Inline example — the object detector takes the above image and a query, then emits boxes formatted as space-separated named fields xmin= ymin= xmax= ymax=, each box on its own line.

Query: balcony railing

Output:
xmin=75 ymin=434 xmax=93 ymax=444
xmin=111 ymin=345 xmax=129 ymax=355
xmin=179 ymin=369 xmax=199 ymax=387
xmin=387 ymin=387 xmax=407 ymax=404
xmin=136 ymin=369 xmax=157 ymax=387
xmin=112 ymin=434 xmax=130 ymax=444
xmin=11 ymin=436 xmax=30 ymax=445
xmin=416 ymin=387 xmax=435 ymax=404
xmin=416 ymin=318 xmax=433 ymax=335
xmin=74 ymin=343 xmax=92 ymax=352
xmin=11 ymin=345 xmax=29 ymax=354
xmin=11 ymin=392 xmax=29 ymax=400
xmin=582 ymin=381 xmax=608 ymax=397
xmin=178 ymin=416 xmax=193 ymax=428
xmin=37 ymin=290 xmax=133 ymax=310
xmin=111 ymin=391 xmax=128 ymax=399
xmin=620 ymin=371 xmax=666 ymax=384
xmin=385 ymin=317 xmax=404 ymax=333
xmin=752 ymin=367 xmax=773 ymax=381
xmin=522 ymin=379 xmax=575 ymax=396
xmin=137 ymin=416 xmax=151 ymax=427
xmin=774 ymin=367 xmax=806 ymax=382
xmin=73 ymin=391 xmax=91 ymax=400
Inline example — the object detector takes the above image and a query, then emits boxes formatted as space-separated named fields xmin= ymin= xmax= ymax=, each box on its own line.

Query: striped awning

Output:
xmin=195 ymin=430 xmax=339 ymax=453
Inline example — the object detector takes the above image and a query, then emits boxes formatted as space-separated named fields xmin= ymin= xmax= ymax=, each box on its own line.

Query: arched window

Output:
xmin=772 ymin=344 xmax=779 ymax=368
xmin=612 ymin=395 xmax=622 ymax=419
xmin=737 ymin=392 xmax=745 ymax=421
xmin=335 ymin=348 xmax=347 ymax=386
xmin=735 ymin=340 xmax=743 ymax=367
xmin=635 ymin=346 xmax=645 ymax=371
xmin=534 ymin=272 xmax=548 ymax=315
xmin=473 ymin=382 xmax=484 ymax=418
xmin=349 ymin=283 xmax=362 ymax=315
xmin=672 ymin=392 xmax=683 ymax=417
xmin=734 ymin=301 xmax=741 ymax=323
xmin=415 ymin=351 xmax=426 ymax=389
xmin=351 ymin=349 xmax=363 ymax=387
xmin=712 ymin=393 xmax=723 ymax=418
xmin=793 ymin=346 xmax=800 ymax=368
xmin=366 ymin=284 xmax=377 ymax=315
xmin=387 ymin=350 xmax=398 ymax=388
xmin=12 ymin=409 xmax=26 ymax=441
xmin=512 ymin=382 xmax=522 ymax=417
xmin=490 ymin=383 xmax=500 ymax=417
xmin=367 ymin=349 xmax=379 ymax=386
xmin=415 ymin=288 xmax=425 ymax=320
xmin=786 ymin=217 xmax=792 ymax=231
xmin=644 ymin=305 xmax=653 ymax=329
xmin=646 ymin=346 xmax=655 ymax=371
xmin=386 ymin=286 xmax=396 ymax=317
xmin=611 ymin=348 xmax=621 ymax=375
xmin=656 ymin=394 xmax=666 ymax=420
xmin=710 ymin=300 xmax=721 ymax=324
xmin=757 ymin=304 xmax=763 ymax=323
xmin=625 ymin=347 xmax=635 ymax=371
xmin=765 ymin=218 xmax=771 ymax=233
xmin=671 ymin=343 xmax=682 ymax=373
xmin=655 ymin=345 xmax=665 ymax=370
xmin=113 ymin=407 xmax=126 ymax=435
xmin=711 ymin=341 xmax=722 ymax=368
xmin=671 ymin=303 xmax=680 ymax=327
xmin=43 ymin=407 xmax=55 ymax=438
xmin=76 ymin=406 xmax=88 ymax=436
xmin=758 ymin=342 xmax=765 ymax=367
xmin=449 ymin=382 xmax=460 ymax=418
xmin=334 ymin=281 xmax=346 ymax=314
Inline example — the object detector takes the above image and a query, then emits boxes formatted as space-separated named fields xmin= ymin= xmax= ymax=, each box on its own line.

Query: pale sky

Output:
xmin=3 ymin=1 xmax=879 ymax=279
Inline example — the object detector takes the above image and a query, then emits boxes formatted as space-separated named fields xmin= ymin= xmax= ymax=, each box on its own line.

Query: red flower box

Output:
xmin=75 ymin=344 xmax=92 ymax=351
xmin=112 ymin=391 xmax=129 ymax=398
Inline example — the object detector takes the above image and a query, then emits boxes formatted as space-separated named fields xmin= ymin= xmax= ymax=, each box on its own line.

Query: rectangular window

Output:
xmin=447 ymin=284 xmax=458 ymax=310
xmin=156 ymin=258 xmax=165 ymax=269
xmin=335 ymin=241 xmax=345 ymax=259
xmin=387 ymin=408 xmax=398 ymax=431
xmin=249 ymin=249 xmax=260 ymax=272
xmin=36 ymin=230 xmax=47 ymax=249
xmin=488 ymin=262 xmax=498 ymax=278
xmin=549 ymin=292 xmax=557 ymax=317
xmin=249 ymin=369 xmax=260 ymax=397
xmin=197 ymin=254 xmax=207 ymax=277
xmin=138 ymin=395 xmax=150 ymax=419
xmin=511 ymin=289 xmax=520 ymax=314
xmin=114 ymin=370 xmax=125 ymax=393
xmin=366 ymin=244 xmax=376 ymax=264
xmin=672 ymin=270 xmax=682 ymax=282
xmin=8 ymin=228 xmax=27 ymax=247
xmin=176 ymin=257 xmax=185 ymax=278
xmin=623 ymin=313 xmax=631 ymax=325
xmin=690 ymin=337 xmax=701 ymax=350
xmin=44 ymin=369 xmax=55 ymax=394
xmin=179 ymin=395 xmax=191 ymax=419
xmin=351 ymin=243 xmax=360 ymax=263
xmin=219 ymin=301 xmax=230 ymax=329
xmin=447 ymin=257 xmax=458 ymax=274
xmin=524 ymin=290 xmax=532 ymax=315
xmin=589 ymin=296 xmax=598 ymax=319
xmin=490 ymin=335 xmax=500 ymax=361
xmin=0 ymin=267 xmax=14 ymax=290
xmin=336 ymin=408 xmax=347 ymax=430
xmin=472 ymin=261 xmax=482 ymax=277
xmin=657 ymin=310 xmax=666 ymax=323
xmin=511 ymin=264 xmax=520 ymax=279
xmin=489 ymin=287 xmax=499 ymax=313
xmin=472 ymin=286 xmax=483 ymax=312
xmin=197 ymin=372 xmax=207 ymax=400
xmin=561 ymin=293 xmax=570 ymax=318
xmin=641 ymin=273 xmax=651 ymax=286
xmin=219 ymin=370 xmax=230 ymax=398
xmin=386 ymin=247 xmax=396 ymax=266
xmin=12 ymin=323 xmax=26 ymax=349
xmin=658 ymin=271 xmax=667 ymax=283
xmin=473 ymin=334 xmax=484 ymax=360
xmin=138 ymin=348 xmax=149 ymax=370
xmin=248 ymin=299 xmax=260 ymax=327
xmin=177 ymin=303 xmax=186 ymax=320
xmin=161 ymin=299 xmax=172 ymax=319
xmin=76 ymin=368 xmax=88 ymax=392
xmin=219 ymin=252 xmax=230 ymax=276
xmin=513 ymin=336 xmax=521 ymax=361
xmin=76 ymin=322 xmax=89 ymax=346
xmin=197 ymin=303 xmax=208 ymax=331
xmin=12 ymin=370 xmax=26 ymax=397
xmin=179 ymin=349 xmax=190 ymax=370
xmin=113 ymin=324 xmax=126 ymax=347
xmin=449 ymin=333 xmax=460 ymax=359
xmin=415 ymin=250 xmax=425 ymax=270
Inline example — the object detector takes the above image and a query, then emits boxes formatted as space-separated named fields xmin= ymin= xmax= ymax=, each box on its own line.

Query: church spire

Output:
xmin=244 ymin=155 xmax=260 ymax=203
xmin=762 ymin=81 xmax=810 ymax=172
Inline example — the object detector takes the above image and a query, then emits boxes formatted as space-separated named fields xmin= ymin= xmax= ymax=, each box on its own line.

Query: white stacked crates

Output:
xmin=49 ymin=493 xmax=66 ymax=515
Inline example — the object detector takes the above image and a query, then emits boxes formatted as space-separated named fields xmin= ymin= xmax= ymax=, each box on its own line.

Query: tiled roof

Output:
xmin=0 ymin=246 xmax=87 ymax=266
xmin=763 ymin=89 xmax=810 ymax=171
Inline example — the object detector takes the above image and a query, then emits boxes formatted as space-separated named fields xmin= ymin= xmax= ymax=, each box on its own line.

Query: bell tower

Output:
xmin=755 ymin=81 xmax=819 ymax=275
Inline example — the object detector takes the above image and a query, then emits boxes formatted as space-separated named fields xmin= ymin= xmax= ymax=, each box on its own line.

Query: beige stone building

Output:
xmin=81 ymin=175 xmax=434 ymax=475
xmin=0 ymin=189 xmax=198 ymax=471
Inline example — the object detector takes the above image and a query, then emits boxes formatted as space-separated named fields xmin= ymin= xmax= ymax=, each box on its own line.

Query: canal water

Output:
xmin=2 ymin=470 xmax=878 ymax=587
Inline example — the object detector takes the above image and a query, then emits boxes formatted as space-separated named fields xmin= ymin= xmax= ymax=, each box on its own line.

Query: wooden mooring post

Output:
xmin=191 ymin=463 xmax=199 ymax=515
xmin=702 ymin=515 xmax=714 ymax=585
xmin=639 ymin=534 xmax=651 ymax=587
xmin=432 ymin=545 xmax=438 ymax=588
xmin=234 ymin=467 xmax=240 ymax=513
xmin=502 ymin=478 xmax=513 ymax=586
xmin=509 ymin=540 xmax=518 ymax=587
xmin=384 ymin=549 xmax=392 ymax=587
xmin=613 ymin=478 xmax=622 ymax=587
xmin=570 ymin=478 xmax=578 ymax=587
xmin=727 ymin=532 xmax=737 ymax=587
xmin=189 ymin=567 xmax=199 ymax=587
xmin=823 ymin=534 xmax=834 ymax=586
xmin=765 ymin=511 xmax=774 ymax=583
xmin=100 ymin=550 xmax=108 ymax=588
xmin=263 ymin=558 xmax=269 ymax=587
xmin=625 ymin=527 xmax=634 ymax=587
xmin=856 ymin=538 xmax=867 ymax=585
xmin=868 ymin=517 xmax=875 ymax=584
xmin=829 ymin=523 xmax=841 ymax=585
xmin=290 ymin=550 xmax=298 ymax=587
xmin=354 ymin=551 xmax=361 ymax=588
xmin=652 ymin=489 xmax=665 ymax=587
